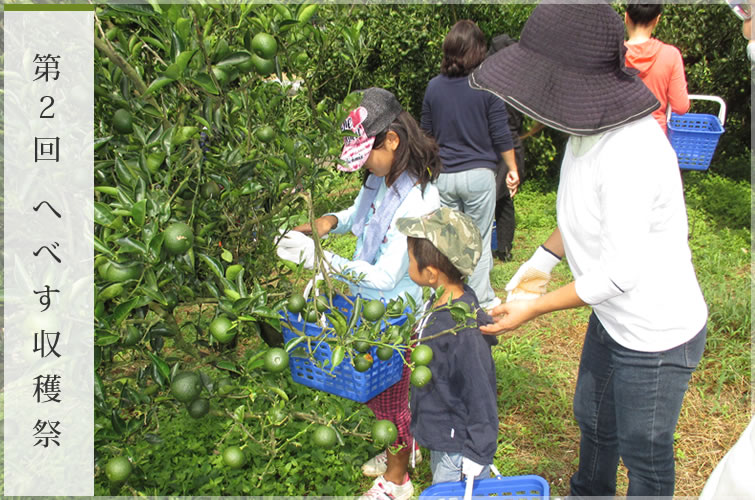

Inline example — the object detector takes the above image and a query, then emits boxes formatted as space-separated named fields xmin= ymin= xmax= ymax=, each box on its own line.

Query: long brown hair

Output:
xmin=368 ymin=111 xmax=441 ymax=193
xmin=440 ymin=20 xmax=487 ymax=77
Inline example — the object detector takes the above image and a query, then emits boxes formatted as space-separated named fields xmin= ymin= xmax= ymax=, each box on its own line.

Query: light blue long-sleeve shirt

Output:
xmin=327 ymin=178 xmax=440 ymax=304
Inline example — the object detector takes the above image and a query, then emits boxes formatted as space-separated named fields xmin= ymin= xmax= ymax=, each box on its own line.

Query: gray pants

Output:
xmin=436 ymin=168 xmax=496 ymax=307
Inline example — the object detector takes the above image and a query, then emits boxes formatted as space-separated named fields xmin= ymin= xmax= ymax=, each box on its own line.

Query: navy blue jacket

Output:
xmin=421 ymin=74 xmax=514 ymax=174
xmin=410 ymin=286 xmax=499 ymax=465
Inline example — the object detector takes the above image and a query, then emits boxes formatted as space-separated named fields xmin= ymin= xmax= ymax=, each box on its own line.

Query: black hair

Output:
xmin=626 ymin=2 xmax=663 ymax=26
xmin=369 ymin=111 xmax=441 ymax=192
xmin=441 ymin=20 xmax=487 ymax=77
xmin=407 ymin=236 xmax=464 ymax=285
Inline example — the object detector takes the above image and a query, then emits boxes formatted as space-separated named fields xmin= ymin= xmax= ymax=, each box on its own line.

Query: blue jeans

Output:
xmin=570 ymin=313 xmax=706 ymax=497
xmin=437 ymin=168 xmax=496 ymax=307
xmin=430 ymin=450 xmax=491 ymax=485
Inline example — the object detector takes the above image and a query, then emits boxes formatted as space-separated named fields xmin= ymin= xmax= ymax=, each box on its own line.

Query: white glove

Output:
xmin=276 ymin=231 xmax=315 ymax=269
xmin=462 ymin=457 xmax=484 ymax=479
xmin=505 ymin=245 xmax=561 ymax=302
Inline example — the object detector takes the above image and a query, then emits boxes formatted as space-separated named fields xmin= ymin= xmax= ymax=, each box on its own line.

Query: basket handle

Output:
xmin=666 ymin=94 xmax=726 ymax=126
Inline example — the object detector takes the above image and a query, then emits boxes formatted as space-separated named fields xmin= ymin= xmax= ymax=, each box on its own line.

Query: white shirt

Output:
xmin=557 ymin=115 xmax=707 ymax=352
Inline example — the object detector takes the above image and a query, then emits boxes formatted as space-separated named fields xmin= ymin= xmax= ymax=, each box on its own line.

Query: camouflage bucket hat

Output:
xmin=396 ymin=207 xmax=482 ymax=277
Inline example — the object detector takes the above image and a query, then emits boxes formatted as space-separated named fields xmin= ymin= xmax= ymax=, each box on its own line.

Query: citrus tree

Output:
xmin=92 ymin=3 xmax=391 ymax=494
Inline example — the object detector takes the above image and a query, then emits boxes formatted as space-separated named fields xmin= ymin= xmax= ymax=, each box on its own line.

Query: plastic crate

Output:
xmin=667 ymin=112 xmax=724 ymax=171
xmin=420 ymin=474 xmax=549 ymax=500
xmin=280 ymin=295 xmax=408 ymax=403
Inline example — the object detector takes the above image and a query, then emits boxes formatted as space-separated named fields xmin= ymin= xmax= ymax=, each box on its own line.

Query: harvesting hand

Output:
xmin=276 ymin=230 xmax=316 ymax=269
xmin=462 ymin=457 xmax=484 ymax=479
xmin=505 ymin=245 xmax=561 ymax=302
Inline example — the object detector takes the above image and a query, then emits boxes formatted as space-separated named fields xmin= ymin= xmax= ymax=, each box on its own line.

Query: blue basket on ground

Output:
xmin=420 ymin=473 xmax=549 ymax=500
xmin=667 ymin=94 xmax=726 ymax=171
xmin=280 ymin=294 xmax=408 ymax=403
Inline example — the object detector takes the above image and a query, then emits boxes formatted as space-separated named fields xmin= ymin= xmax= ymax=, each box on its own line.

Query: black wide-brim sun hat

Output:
xmin=469 ymin=3 xmax=659 ymax=136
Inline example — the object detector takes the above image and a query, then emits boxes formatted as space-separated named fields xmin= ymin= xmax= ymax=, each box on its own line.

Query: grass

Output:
xmin=333 ymin=172 xmax=750 ymax=497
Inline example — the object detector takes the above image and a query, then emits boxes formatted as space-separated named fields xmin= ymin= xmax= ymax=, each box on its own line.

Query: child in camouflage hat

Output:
xmin=396 ymin=207 xmax=499 ymax=484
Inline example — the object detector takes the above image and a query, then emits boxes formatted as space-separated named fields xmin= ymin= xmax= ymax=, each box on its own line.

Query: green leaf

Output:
xmin=141 ymin=36 xmax=167 ymax=53
xmin=95 ymin=334 xmax=120 ymax=346
xmin=111 ymin=409 xmax=127 ymax=435
xmin=330 ymin=345 xmax=345 ymax=371
xmin=144 ymin=76 xmax=175 ymax=97
xmin=216 ymin=51 xmax=252 ymax=67
xmin=147 ymin=351 xmax=171 ymax=381
xmin=175 ymin=49 xmax=198 ymax=73
xmin=131 ymin=199 xmax=147 ymax=227
xmin=112 ymin=298 xmax=139 ymax=325
xmin=221 ymin=248 xmax=233 ymax=263
xmin=191 ymin=73 xmax=219 ymax=95
xmin=94 ymin=202 xmax=116 ymax=226
xmin=137 ymin=285 xmax=168 ymax=306
xmin=198 ymin=253 xmax=224 ymax=279
xmin=216 ymin=361 xmax=240 ymax=374
xmin=116 ymin=237 xmax=148 ymax=255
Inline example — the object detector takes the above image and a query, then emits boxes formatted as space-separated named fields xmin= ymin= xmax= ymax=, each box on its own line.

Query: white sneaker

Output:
xmin=359 ymin=474 xmax=414 ymax=500
xmin=362 ymin=449 xmax=423 ymax=477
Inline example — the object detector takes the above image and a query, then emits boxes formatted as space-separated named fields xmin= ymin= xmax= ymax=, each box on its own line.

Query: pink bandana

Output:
xmin=339 ymin=106 xmax=375 ymax=172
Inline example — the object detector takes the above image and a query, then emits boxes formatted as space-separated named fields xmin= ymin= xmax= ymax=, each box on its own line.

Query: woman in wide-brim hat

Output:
xmin=475 ymin=3 xmax=707 ymax=498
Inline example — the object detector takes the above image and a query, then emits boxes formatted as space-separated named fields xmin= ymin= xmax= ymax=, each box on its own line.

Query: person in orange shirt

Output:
xmin=624 ymin=2 xmax=690 ymax=133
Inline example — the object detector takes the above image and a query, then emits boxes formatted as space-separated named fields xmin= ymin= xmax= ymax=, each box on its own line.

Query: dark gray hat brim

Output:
xmin=469 ymin=43 xmax=659 ymax=136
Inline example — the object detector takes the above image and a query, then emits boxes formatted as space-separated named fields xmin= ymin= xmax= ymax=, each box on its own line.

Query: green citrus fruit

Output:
xmin=251 ymin=54 xmax=275 ymax=76
xmin=105 ymin=456 xmax=132 ymax=483
xmin=237 ymin=55 xmax=254 ymax=73
xmin=363 ymin=300 xmax=385 ymax=322
xmin=187 ymin=398 xmax=210 ymax=419
xmin=163 ymin=222 xmax=194 ymax=255
xmin=255 ymin=125 xmax=275 ymax=144
xmin=200 ymin=180 xmax=221 ymax=199
xmin=314 ymin=295 xmax=330 ymax=313
xmin=171 ymin=371 xmax=202 ymax=403
xmin=411 ymin=344 xmax=433 ymax=366
xmin=112 ymin=108 xmax=133 ymax=134
xmin=376 ymin=345 xmax=394 ymax=361
xmin=305 ymin=308 xmax=319 ymax=323
xmin=263 ymin=347 xmax=289 ymax=373
xmin=122 ymin=325 xmax=143 ymax=347
xmin=210 ymin=315 xmax=236 ymax=344
xmin=222 ymin=446 xmax=246 ymax=469
xmin=216 ymin=377 xmax=234 ymax=396
xmin=294 ymin=51 xmax=309 ymax=67
xmin=287 ymin=294 xmax=306 ymax=314
xmin=353 ymin=339 xmax=370 ymax=353
xmin=353 ymin=353 xmax=374 ymax=372
xmin=251 ymin=32 xmax=277 ymax=59
xmin=411 ymin=365 xmax=432 ymax=388
xmin=311 ymin=425 xmax=337 ymax=449
xmin=372 ymin=419 xmax=398 ymax=447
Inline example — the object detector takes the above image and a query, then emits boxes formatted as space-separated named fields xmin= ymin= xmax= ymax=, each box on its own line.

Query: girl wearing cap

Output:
xmin=420 ymin=19 xmax=519 ymax=309
xmin=470 ymin=4 xmax=707 ymax=497
xmin=276 ymin=87 xmax=441 ymax=500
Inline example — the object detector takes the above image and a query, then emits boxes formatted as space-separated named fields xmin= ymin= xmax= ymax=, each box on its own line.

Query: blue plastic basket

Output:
xmin=280 ymin=295 xmax=408 ymax=403
xmin=667 ymin=112 xmax=724 ymax=171
xmin=420 ymin=474 xmax=549 ymax=500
